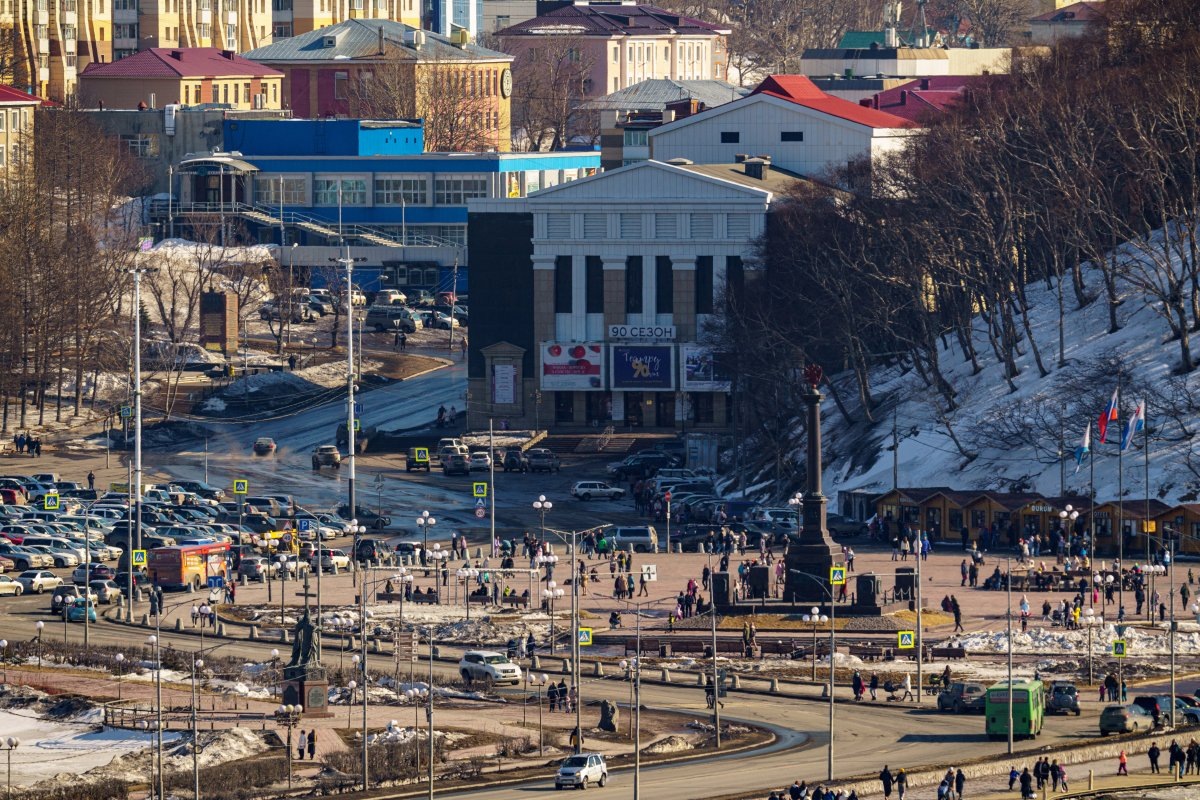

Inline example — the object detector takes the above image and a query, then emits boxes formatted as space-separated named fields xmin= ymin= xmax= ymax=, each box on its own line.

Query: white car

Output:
xmin=556 ymin=753 xmax=608 ymax=790
xmin=0 ymin=575 xmax=23 ymax=596
xmin=570 ymin=481 xmax=626 ymax=501
xmin=315 ymin=548 xmax=350 ymax=571
xmin=468 ymin=451 xmax=492 ymax=471
xmin=458 ymin=650 xmax=522 ymax=686
xmin=17 ymin=570 xmax=63 ymax=594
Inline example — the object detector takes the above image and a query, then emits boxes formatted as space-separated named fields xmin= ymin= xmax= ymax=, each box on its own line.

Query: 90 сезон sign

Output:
xmin=607 ymin=324 xmax=676 ymax=340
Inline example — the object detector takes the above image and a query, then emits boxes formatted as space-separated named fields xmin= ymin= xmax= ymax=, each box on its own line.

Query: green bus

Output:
xmin=985 ymin=680 xmax=1045 ymax=740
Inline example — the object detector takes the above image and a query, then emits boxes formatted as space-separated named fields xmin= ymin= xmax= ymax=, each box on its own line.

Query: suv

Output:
xmin=252 ymin=438 xmax=277 ymax=456
xmin=610 ymin=526 xmax=659 ymax=553
xmin=555 ymin=753 xmax=608 ymax=790
xmin=526 ymin=449 xmax=561 ymax=474
xmin=458 ymin=650 xmax=522 ymax=686
xmin=502 ymin=449 xmax=529 ymax=473
xmin=1048 ymin=682 xmax=1081 ymax=716
xmin=571 ymin=481 xmax=625 ymax=501
xmin=1133 ymin=695 xmax=1184 ymax=727
xmin=1100 ymin=703 xmax=1152 ymax=735
xmin=238 ymin=556 xmax=276 ymax=583
xmin=406 ymin=447 xmax=432 ymax=472
xmin=442 ymin=453 xmax=470 ymax=476
xmin=936 ymin=682 xmax=986 ymax=713
xmin=312 ymin=445 xmax=342 ymax=470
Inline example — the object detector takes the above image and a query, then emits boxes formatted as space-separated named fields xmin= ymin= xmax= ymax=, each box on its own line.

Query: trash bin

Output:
xmin=659 ymin=643 xmax=672 ymax=657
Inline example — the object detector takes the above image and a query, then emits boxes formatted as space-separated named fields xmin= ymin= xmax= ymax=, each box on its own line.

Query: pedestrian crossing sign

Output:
xmin=898 ymin=630 xmax=915 ymax=649
xmin=472 ymin=482 xmax=488 ymax=498
xmin=829 ymin=566 xmax=846 ymax=586
xmin=132 ymin=549 xmax=147 ymax=567
xmin=43 ymin=493 xmax=59 ymax=511
xmin=1112 ymin=639 xmax=1127 ymax=658
xmin=233 ymin=479 xmax=249 ymax=495
xmin=578 ymin=627 xmax=594 ymax=646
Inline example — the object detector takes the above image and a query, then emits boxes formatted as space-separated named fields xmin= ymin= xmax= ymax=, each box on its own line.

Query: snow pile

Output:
xmin=823 ymin=235 xmax=1200 ymax=504
xmin=642 ymin=735 xmax=694 ymax=754
xmin=210 ymin=358 xmax=381 ymax=398
xmin=956 ymin=623 xmax=1200 ymax=655
xmin=368 ymin=726 xmax=467 ymax=747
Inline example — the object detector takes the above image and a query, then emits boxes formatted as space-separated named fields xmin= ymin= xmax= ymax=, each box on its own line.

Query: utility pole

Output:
xmin=892 ymin=406 xmax=899 ymax=491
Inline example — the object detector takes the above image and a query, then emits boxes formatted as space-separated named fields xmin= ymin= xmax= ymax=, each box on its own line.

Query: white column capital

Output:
xmin=532 ymin=255 xmax=557 ymax=270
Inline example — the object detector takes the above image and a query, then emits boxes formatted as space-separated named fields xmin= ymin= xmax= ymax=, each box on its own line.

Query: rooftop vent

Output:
xmin=665 ymin=157 xmax=693 ymax=166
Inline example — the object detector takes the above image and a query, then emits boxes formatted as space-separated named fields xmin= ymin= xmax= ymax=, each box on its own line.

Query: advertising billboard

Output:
xmin=541 ymin=343 xmax=604 ymax=390
xmin=611 ymin=345 xmax=675 ymax=390
xmin=681 ymin=345 xmax=732 ymax=391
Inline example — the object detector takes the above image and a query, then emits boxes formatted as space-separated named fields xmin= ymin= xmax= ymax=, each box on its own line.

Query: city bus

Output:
xmin=985 ymin=679 xmax=1045 ymax=740
xmin=148 ymin=542 xmax=231 ymax=591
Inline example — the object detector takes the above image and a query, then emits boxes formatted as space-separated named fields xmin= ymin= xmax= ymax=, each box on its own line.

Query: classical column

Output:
xmin=671 ymin=255 xmax=697 ymax=341
xmin=602 ymin=256 xmax=626 ymax=329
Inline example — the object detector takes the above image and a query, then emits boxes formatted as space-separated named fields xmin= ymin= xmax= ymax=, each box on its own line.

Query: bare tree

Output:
xmin=510 ymin=34 xmax=593 ymax=151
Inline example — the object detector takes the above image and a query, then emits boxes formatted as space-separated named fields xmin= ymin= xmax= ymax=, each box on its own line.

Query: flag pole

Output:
xmin=1116 ymin=372 xmax=1124 ymax=620
xmin=1089 ymin=428 xmax=1096 ymax=607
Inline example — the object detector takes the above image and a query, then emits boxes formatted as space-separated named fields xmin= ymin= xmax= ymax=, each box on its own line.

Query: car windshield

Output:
xmin=484 ymin=655 xmax=509 ymax=665
xmin=563 ymin=756 xmax=588 ymax=768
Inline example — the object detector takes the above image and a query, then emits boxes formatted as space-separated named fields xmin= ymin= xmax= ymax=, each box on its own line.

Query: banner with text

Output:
xmin=541 ymin=343 xmax=605 ymax=390
xmin=681 ymin=345 xmax=732 ymax=391
xmin=611 ymin=345 xmax=675 ymax=390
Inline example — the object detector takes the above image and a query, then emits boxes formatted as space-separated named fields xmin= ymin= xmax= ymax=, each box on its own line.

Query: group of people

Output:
xmin=545 ymin=679 xmax=576 ymax=713
xmin=1012 ymin=758 xmax=1068 ymax=798
xmin=296 ymin=728 xmax=318 ymax=761
xmin=1145 ymin=739 xmax=1200 ymax=776
xmin=190 ymin=602 xmax=218 ymax=628
xmin=769 ymin=781 xmax=861 ymax=800
xmin=11 ymin=432 xmax=42 ymax=456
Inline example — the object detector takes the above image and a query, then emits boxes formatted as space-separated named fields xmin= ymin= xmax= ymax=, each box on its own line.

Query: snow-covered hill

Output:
xmin=824 ymin=234 xmax=1200 ymax=506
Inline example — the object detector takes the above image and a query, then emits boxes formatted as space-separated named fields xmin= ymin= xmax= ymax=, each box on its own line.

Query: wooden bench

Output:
xmin=501 ymin=594 xmax=530 ymax=608
xmin=375 ymin=591 xmax=405 ymax=603
xmin=624 ymin=638 xmax=661 ymax=654
xmin=929 ymin=646 xmax=967 ymax=660
xmin=848 ymin=644 xmax=886 ymax=661
xmin=411 ymin=593 xmax=439 ymax=605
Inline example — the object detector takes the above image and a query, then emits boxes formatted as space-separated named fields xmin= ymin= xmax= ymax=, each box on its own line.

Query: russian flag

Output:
xmin=1098 ymin=388 xmax=1119 ymax=444
xmin=1073 ymin=423 xmax=1090 ymax=474
xmin=1121 ymin=399 xmax=1145 ymax=452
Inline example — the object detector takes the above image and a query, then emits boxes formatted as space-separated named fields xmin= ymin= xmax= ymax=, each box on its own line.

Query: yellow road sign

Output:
xmin=829 ymin=566 xmax=846 ymax=586
xmin=43 ymin=493 xmax=60 ymax=511
xmin=233 ymin=479 xmax=249 ymax=495
xmin=897 ymin=630 xmax=915 ymax=649
xmin=578 ymin=627 xmax=594 ymax=646
xmin=472 ymin=482 xmax=488 ymax=498
xmin=1112 ymin=639 xmax=1127 ymax=658
xmin=132 ymin=549 xmax=147 ymax=566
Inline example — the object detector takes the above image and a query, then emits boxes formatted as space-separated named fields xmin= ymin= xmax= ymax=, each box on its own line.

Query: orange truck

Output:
xmin=148 ymin=543 xmax=231 ymax=590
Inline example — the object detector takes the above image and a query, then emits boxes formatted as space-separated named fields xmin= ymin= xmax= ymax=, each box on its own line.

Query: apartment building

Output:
xmin=0 ymin=84 xmax=40 ymax=176
xmin=271 ymin=0 xmax=420 ymax=40
xmin=79 ymin=47 xmax=283 ymax=110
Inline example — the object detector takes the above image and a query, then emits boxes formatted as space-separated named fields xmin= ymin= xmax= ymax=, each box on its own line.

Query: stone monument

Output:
xmin=281 ymin=606 xmax=331 ymax=716
xmin=782 ymin=364 xmax=848 ymax=605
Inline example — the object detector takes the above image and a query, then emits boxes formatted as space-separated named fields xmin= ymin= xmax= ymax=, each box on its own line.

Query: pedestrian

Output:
xmin=901 ymin=673 xmax=913 ymax=701
xmin=895 ymin=768 xmax=907 ymax=800
xmin=1007 ymin=766 xmax=1019 ymax=791
xmin=960 ymin=559 xmax=968 ymax=587
xmin=1019 ymin=767 xmax=1033 ymax=800
xmin=547 ymin=680 xmax=559 ymax=712
xmin=936 ymin=779 xmax=949 ymax=800
xmin=1050 ymin=759 xmax=1060 ymax=791
xmin=228 ymin=581 xmax=236 ymax=604
xmin=298 ymin=729 xmax=307 ymax=761
xmin=1057 ymin=765 xmax=1068 ymax=792
xmin=307 ymin=728 xmax=316 ymax=760
xmin=951 ymin=596 xmax=964 ymax=632
xmin=790 ymin=779 xmax=807 ymax=800
xmin=852 ymin=671 xmax=864 ymax=702
xmin=870 ymin=673 xmax=879 ymax=701
xmin=288 ymin=354 xmax=297 ymax=371
xmin=191 ymin=604 xmax=200 ymax=626
xmin=954 ymin=768 xmax=965 ymax=800
xmin=149 ymin=591 xmax=159 ymax=618
xmin=399 ymin=331 xmax=407 ymax=351
xmin=878 ymin=766 xmax=893 ymax=798
xmin=1149 ymin=742 xmax=1161 ymax=773
xmin=1117 ymin=749 xmax=1128 ymax=775
xmin=87 ymin=471 xmax=95 ymax=490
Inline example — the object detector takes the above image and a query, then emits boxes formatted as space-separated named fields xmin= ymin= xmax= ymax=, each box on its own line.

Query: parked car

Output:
xmin=468 ymin=451 xmax=492 ymax=471
xmin=1099 ymin=703 xmax=1153 ymax=735
xmin=17 ymin=569 xmax=62 ymax=594
xmin=937 ymin=682 xmax=986 ymax=713
xmin=442 ymin=453 xmax=470 ymax=476
xmin=315 ymin=548 xmax=351 ymax=571
xmin=555 ymin=753 xmax=608 ymax=790
xmin=458 ymin=650 xmax=522 ymax=686
xmin=1047 ymin=682 xmax=1081 ymax=716
xmin=610 ymin=526 xmax=659 ymax=553
xmin=252 ymin=438 xmax=277 ymax=456
xmin=570 ymin=481 xmax=625 ymax=501
xmin=502 ymin=449 xmax=529 ymax=473
xmin=335 ymin=505 xmax=391 ymax=530
xmin=365 ymin=306 xmax=422 ymax=333
xmin=0 ymin=575 xmax=23 ymax=596
xmin=89 ymin=579 xmax=123 ymax=605
xmin=71 ymin=563 xmax=114 ymax=584
xmin=526 ymin=449 xmax=561 ymax=474
xmin=66 ymin=598 xmax=98 ymax=623
xmin=312 ymin=445 xmax=342 ymax=470
xmin=0 ymin=543 xmax=51 ymax=570
xmin=238 ymin=556 xmax=277 ymax=583
xmin=375 ymin=289 xmax=407 ymax=306
xmin=51 ymin=584 xmax=84 ymax=612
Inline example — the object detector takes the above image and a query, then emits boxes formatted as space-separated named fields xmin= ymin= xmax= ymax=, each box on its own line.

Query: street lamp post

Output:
xmin=1006 ymin=557 xmax=1014 ymax=756
xmin=270 ymin=648 xmax=281 ymax=700
xmin=533 ymin=496 xmax=552 ymax=542
xmin=416 ymin=511 xmax=437 ymax=568
xmin=704 ymin=549 xmax=721 ymax=748
xmin=541 ymin=580 xmax=563 ymax=652
xmin=115 ymin=653 xmax=125 ymax=701
xmin=346 ymin=679 xmax=357 ymax=729
xmin=146 ymin=634 xmax=164 ymax=800
xmin=0 ymin=738 xmax=17 ymax=797
xmin=353 ymin=647 xmax=368 ymax=792
xmin=619 ymin=654 xmax=643 ymax=800
xmin=457 ymin=567 xmax=479 ymax=620
xmin=802 ymin=607 xmax=828 ymax=682
xmin=787 ymin=491 xmax=803 ymax=537
xmin=1081 ymin=608 xmax=1100 ymax=686
xmin=191 ymin=656 xmax=204 ymax=800
xmin=128 ymin=265 xmax=158 ymax=623
xmin=274 ymin=704 xmax=303 ymax=789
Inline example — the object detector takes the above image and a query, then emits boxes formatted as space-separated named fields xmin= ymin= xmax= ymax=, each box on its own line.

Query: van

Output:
xmin=610 ymin=526 xmax=659 ymax=553
xmin=365 ymin=306 xmax=422 ymax=333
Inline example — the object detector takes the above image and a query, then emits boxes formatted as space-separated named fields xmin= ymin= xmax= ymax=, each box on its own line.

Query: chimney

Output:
xmin=734 ymin=153 xmax=748 ymax=163
xmin=859 ymin=98 xmax=871 ymax=108
xmin=221 ymin=50 xmax=235 ymax=60
xmin=379 ymin=26 xmax=385 ymax=55
xmin=920 ymin=77 xmax=930 ymax=90
xmin=744 ymin=157 xmax=768 ymax=180
xmin=170 ymin=50 xmax=183 ymax=60
xmin=900 ymin=90 xmax=907 ymax=106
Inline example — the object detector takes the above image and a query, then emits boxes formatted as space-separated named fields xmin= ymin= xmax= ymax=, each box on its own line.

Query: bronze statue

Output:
xmin=285 ymin=607 xmax=321 ymax=680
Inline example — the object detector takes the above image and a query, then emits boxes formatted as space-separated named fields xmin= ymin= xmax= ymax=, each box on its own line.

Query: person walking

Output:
xmin=954 ymin=768 xmax=965 ymax=800
xmin=878 ymin=766 xmax=893 ymax=799
xmin=87 ymin=471 xmax=95 ymax=490
xmin=869 ymin=673 xmax=879 ymax=701
xmin=1019 ymin=767 xmax=1034 ymax=800
xmin=1149 ymin=742 xmax=1161 ymax=773
xmin=895 ymin=768 xmax=907 ymax=800
xmin=1117 ymin=749 xmax=1128 ymax=775
xmin=1008 ymin=766 xmax=1019 ymax=791
xmin=951 ymin=596 xmax=964 ymax=632
xmin=307 ymin=728 xmax=316 ymax=761
xmin=1050 ymin=759 xmax=1061 ymax=791
xmin=297 ymin=729 xmax=307 ymax=761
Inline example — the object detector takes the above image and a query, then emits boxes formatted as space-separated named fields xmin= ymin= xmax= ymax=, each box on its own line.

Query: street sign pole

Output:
xmin=489 ymin=419 xmax=496 ymax=558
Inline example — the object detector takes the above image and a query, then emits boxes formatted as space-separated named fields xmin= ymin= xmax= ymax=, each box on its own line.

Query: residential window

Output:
xmin=695 ymin=255 xmax=713 ymax=315
xmin=273 ymin=23 xmax=292 ymax=37
xmin=34 ymin=25 xmax=47 ymax=40
xmin=655 ymin=256 xmax=673 ymax=314
xmin=781 ymin=131 xmax=804 ymax=142
xmin=197 ymin=23 xmax=210 ymax=38
xmin=494 ymin=15 xmax=509 ymax=30
xmin=433 ymin=175 xmax=488 ymax=205
xmin=349 ymin=0 xmax=362 ymax=8
xmin=0 ymin=146 xmax=6 ymax=167
xmin=611 ymin=46 xmax=617 ymax=63
xmin=334 ymin=71 xmax=348 ymax=100
xmin=725 ymin=255 xmax=743 ymax=313
xmin=119 ymin=133 xmax=159 ymax=157
xmin=625 ymin=256 xmax=643 ymax=314
xmin=720 ymin=131 xmax=739 ymax=144
xmin=254 ymin=176 xmax=306 ymax=206
xmin=623 ymin=129 xmax=647 ymax=147
xmin=65 ymin=55 xmax=77 ymax=67
xmin=0 ymin=112 xmax=5 ymax=132
xmin=585 ymin=256 xmax=603 ymax=314
xmin=272 ymin=0 xmax=292 ymax=8
xmin=312 ymin=178 xmax=367 ymax=205
xmin=114 ymin=23 xmax=137 ymax=38
xmin=554 ymin=256 xmax=572 ymax=314
xmin=374 ymin=177 xmax=428 ymax=205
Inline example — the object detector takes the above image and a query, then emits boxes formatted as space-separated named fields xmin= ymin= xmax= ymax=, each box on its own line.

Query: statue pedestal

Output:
xmin=283 ymin=677 xmax=332 ymax=717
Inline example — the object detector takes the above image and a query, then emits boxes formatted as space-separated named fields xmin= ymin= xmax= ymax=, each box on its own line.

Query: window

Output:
xmin=781 ymin=131 xmax=804 ymax=142
xmin=611 ymin=46 xmax=618 ymax=63
xmin=655 ymin=256 xmax=673 ymax=314
xmin=433 ymin=175 xmax=488 ymax=205
xmin=34 ymin=25 xmax=47 ymax=40
xmin=119 ymin=133 xmax=159 ymax=157
xmin=0 ymin=146 xmax=6 ymax=168
xmin=374 ymin=177 xmax=427 ymax=205
xmin=554 ymin=256 xmax=572 ymax=314
xmin=350 ymin=0 xmax=363 ymax=8
xmin=114 ymin=23 xmax=137 ymax=38
xmin=334 ymin=71 xmax=348 ymax=100
xmin=494 ymin=15 xmax=509 ymax=30
xmin=623 ymin=129 xmax=647 ymax=147
xmin=725 ymin=255 xmax=743 ymax=313
xmin=695 ymin=255 xmax=713 ymax=315
xmin=197 ymin=23 xmax=211 ymax=38
xmin=691 ymin=392 xmax=714 ymax=423
xmin=0 ymin=112 xmax=5 ymax=132
xmin=113 ymin=0 xmax=136 ymax=9
xmin=65 ymin=54 xmax=77 ymax=68
xmin=585 ymin=256 xmax=604 ymax=314
xmin=254 ymin=176 xmax=306 ymax=206
xmin=720 ymin=131 xmax=739 ymax=144
xmin=272 ymin=0 xmax=292 ymax=8
xmin=625 ymin=256 xmax=643 ymax=314
xmin=619 ymin=212 xmax=641 ymax=239
xmin=312 ymin=178 xmax=367 ymax=205
xmin=273 ymin=24 xmax=292 ymax=38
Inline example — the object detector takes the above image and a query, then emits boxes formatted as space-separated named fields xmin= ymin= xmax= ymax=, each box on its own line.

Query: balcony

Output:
xmin=113 ymin=8 xmax=136 ymax=21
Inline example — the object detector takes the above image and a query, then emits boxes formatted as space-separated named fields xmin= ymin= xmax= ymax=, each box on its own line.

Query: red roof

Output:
xmin=1030 ymin=1 xmax=1106 ymax=23
xmin=864 ymin=75 xmax=1001 ymax=123
xmin=751 ymin=74 xmax=915 ymax=129
xmin=80 ymin=48 xmax=282 ymax=79
xmin=0 ymin=84 xmax=43 ymax=105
